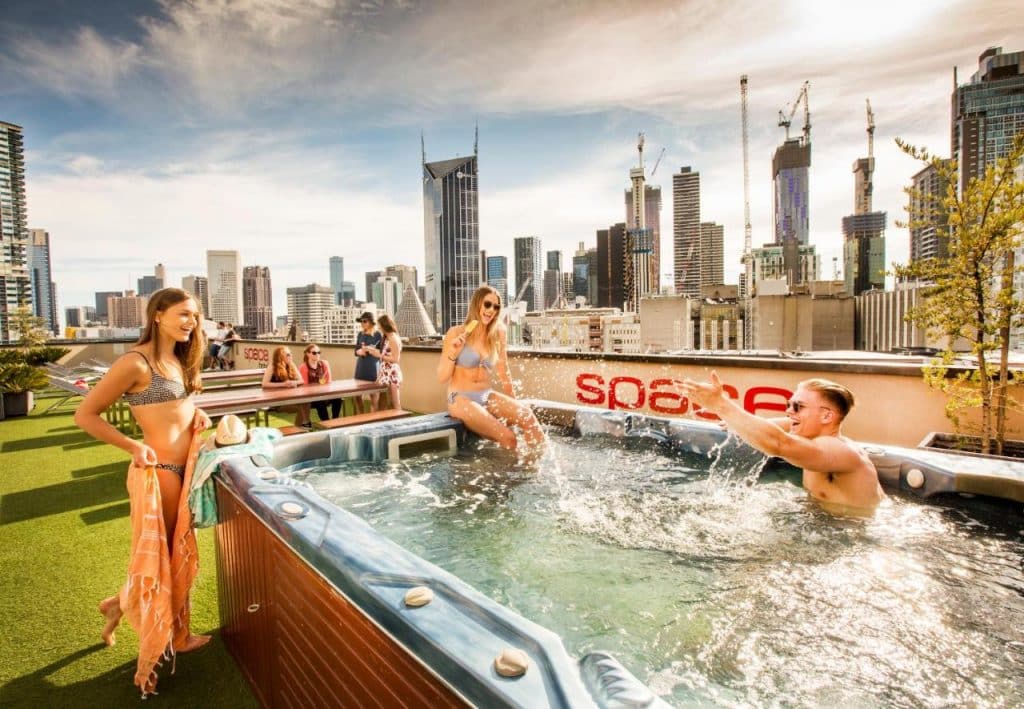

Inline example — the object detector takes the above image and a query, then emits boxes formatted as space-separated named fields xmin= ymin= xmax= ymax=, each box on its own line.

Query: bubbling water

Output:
xmin=294 ymin=430 xmax=1024 ymax=707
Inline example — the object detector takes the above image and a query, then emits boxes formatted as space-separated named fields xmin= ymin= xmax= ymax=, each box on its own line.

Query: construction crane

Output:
xmin=778 ymin=80 xmax=810 ymax=145
xmin=649 ymin=146 xmax=666 ymax=178
xmin=740 ymin=75 xmax=753 ymax=348
xmin=866 ymin=98 xmax=875 ymax=159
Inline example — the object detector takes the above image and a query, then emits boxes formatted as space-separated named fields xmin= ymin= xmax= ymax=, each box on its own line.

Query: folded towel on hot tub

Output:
xmin=190 ymin=427 xmax=282 ymax=527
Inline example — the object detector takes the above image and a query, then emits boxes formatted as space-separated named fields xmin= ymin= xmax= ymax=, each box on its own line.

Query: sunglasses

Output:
xmin=285 ymin=352 xmax=293 ymax=357
xmin=786 ymin=399 xmax=832 ymax=414
xmin=309 ymin=350 xmax=321 ymax=355
xmin=482 ymin=300 xmax=501 ymax=312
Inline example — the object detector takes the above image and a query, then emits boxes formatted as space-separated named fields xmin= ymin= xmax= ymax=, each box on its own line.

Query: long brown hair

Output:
xmin=271 ymin=346 xmax=298 ymax=381
xmin=136 ymin=288 xmax=205 ymax=394
xmin=464 ymin=284 xmax=503 ymax=360
xmin=378 ymin=314 xmax=398 ymax=336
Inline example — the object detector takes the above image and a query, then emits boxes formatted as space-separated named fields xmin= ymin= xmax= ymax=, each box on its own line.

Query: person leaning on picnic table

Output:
xmin=679 ymin=372 xmax=885 ymax=515
xmin=261 ymin=346 xmax=311 ymax=428
xmin=300 ymin=343 xmax=342 ymax=422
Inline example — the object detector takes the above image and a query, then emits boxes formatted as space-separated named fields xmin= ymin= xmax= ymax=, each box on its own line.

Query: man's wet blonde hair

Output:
xmin=799 ymin=378 xmax=855 ymax=419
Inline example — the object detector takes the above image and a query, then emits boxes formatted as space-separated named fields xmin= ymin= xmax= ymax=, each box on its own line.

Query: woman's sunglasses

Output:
xmin=482 ymin=300 xmax=501 ymax=312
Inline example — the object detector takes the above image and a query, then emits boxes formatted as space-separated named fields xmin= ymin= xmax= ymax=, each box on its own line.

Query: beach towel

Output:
xmin=189 ymin=427 xmax=282 ymax=528
xmin=118 ymin=428 xmax=203 ymax=697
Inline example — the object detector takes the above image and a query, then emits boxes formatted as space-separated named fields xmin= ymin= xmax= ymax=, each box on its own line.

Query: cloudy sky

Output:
xmin=2 ymin=0 xmax=1022 ymax=317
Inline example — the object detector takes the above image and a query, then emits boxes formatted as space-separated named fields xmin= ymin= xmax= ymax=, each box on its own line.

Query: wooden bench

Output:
xmin=278 ymin=425 xmax=309 ymax=436
xmin=316 ymin=409 xmax=412 ymax=430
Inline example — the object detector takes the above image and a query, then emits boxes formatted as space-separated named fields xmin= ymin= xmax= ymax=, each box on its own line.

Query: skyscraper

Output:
xmin=572 ymin=243 xmax=589 ymax=304
xmin=908 ymin=162 xmax=951 ymax=263
xmin=286 ymin=283 xmax=334 ymax=342
xmin=773 ymin=140 xmax=811 ymax=246
xmin=544 ymin=250 xmax=562 ymax=308
xmin=596 ymin=223 xmax=627 ymax=309
xmin=514 ymin=236 xmax=543 ymax=311
xmin=547 ymin=250 xmax=562 ymax=272
xmin=242 ymin=266 xmax=274 ymax=336
xmin=672 ymin=167 xmax=701 ymax=297
xmin=699 ymin=222 xmax=725 ymax=287
xmin=364 ymin=270 xmax=383 ymax=305
xmin=28 ymin=229 xmax=57 ymax=334
xmin=952 ymin=47 xmax=1024 ymax=194
xmin=0 ymin=122 xmax=31 ymax=343
xmin=422 ymin=136 xmax=479 ymax=331
xmin=485 ymin=255 xmax=508 ymax=306
xmin=625 ymin=184 xmax=662 ymax=296
xmin=843 ymin=110 xmax=886 ymax=296
xmin=329 ymin=256 xmax=345 ymax=305
xmin=108 ymin=291 xmax=147 ymax=328
xmin=181 ymin=275 xmax=209 ymax=316
xmin=206 ymin=250 xmax=243 ymax=323
xmin=94 ymin=291 xmax=121 ymax=322
xmin=372 ymin=275 xmax=402 ymax=317
xmin=137 ymin=263 xmax=165 ymax=297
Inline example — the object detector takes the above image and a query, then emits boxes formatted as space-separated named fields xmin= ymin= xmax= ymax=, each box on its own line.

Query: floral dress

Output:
xmin=376 ymin=337 xmax=402 ymax=386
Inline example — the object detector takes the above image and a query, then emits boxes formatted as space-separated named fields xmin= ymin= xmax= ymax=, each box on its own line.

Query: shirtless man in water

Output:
xmin=680 ymin=372 xmax=885 ymax=513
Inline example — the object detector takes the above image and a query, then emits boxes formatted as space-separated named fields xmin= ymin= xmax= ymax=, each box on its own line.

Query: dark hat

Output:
xmin=356 ymin=311 xmax=376 ymax=323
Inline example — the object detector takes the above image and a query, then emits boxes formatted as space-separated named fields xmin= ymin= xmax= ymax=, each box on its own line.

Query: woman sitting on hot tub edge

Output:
xmin=437 ymin=284 xmax=545 ymax=462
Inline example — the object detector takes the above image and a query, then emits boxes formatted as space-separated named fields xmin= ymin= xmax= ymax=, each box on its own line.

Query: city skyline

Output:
xmin=1 ymin=1 xmax=1021 ymax=315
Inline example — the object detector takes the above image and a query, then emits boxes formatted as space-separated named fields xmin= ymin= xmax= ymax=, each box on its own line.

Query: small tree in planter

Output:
xmin=895 ymin=132 xmax=1024 ymax=455
xmin=0 ymin=362 xmax=50 ymax=417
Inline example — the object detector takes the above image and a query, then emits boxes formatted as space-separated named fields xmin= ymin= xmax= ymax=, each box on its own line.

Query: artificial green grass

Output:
xmin=0 ymin=397 xmax=260 ymax=707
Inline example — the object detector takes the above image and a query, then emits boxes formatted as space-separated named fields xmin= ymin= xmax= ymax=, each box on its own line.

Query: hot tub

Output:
xmin=214 ymin=402 xmax=1024 ymax=707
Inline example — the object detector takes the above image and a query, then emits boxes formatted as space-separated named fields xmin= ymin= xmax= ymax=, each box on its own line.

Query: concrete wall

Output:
xmin=56 ymin=339 xmax=1024 ymax=449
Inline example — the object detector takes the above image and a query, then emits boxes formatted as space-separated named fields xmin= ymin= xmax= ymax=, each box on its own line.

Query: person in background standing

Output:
xmin=376 ymin=314 xmax=403 ymax=410
xmin=353 ymin=311 xmax=382 ymax=413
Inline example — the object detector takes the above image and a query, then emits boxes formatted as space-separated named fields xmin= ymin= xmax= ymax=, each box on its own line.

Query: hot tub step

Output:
xmin=317 ymin=409 xmax=412 ymax=430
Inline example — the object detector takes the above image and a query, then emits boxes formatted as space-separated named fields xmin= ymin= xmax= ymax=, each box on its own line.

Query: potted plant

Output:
xmin=0 ymin=363 xmax=50 ymax=417
xmin=895 ymin=131 xmax=1024 ymax=457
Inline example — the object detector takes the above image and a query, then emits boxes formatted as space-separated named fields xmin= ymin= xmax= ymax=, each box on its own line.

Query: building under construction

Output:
xmin=843 ymin=100 xmax=886 ymax=296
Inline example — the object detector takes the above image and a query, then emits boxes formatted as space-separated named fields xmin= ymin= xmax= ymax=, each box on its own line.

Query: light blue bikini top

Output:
xmin=455 ymin=345 xmax=494 ymax=370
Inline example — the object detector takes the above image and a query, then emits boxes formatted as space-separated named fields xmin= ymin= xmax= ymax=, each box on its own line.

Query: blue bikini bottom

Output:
xmin=448 ymin=389 xmax=494 ymax=407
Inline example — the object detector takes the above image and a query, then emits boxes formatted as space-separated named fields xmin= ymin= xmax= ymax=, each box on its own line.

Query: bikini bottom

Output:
xmin=448 ymin=389 xmax=494 ymax=407
xmin=155 ymin=462 xmax=186 ymax=478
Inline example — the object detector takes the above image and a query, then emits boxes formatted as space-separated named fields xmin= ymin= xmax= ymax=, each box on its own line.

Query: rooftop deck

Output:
xmin=0 ymin=396 xmax=258 ymax=706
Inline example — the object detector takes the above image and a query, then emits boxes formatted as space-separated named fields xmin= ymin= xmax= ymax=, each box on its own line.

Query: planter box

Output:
xmin=918 ymin=431 xmax=1024 ymax=461
xmin=1 ymin=391 xmax=34 ymax=417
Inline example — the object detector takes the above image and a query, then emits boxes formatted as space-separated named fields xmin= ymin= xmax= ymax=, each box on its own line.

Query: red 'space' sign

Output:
xmin=575 ymin=372 xmax=791 ymax=419
xmin=243 ymin=347 xmax=270 ymax=363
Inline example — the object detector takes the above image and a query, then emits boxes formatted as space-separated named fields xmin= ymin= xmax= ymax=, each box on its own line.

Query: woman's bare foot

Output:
xmin=98 ymin=596 xmax=122 ymax=646
xmin=174 ymin=634 xmax=211 ymax=653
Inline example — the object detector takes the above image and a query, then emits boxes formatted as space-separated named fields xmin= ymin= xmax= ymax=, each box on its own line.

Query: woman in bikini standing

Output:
xmin=437 ymin=284 xmax=545 ymax=460
xmin=75 ymin=288 xmax=212 ymax=695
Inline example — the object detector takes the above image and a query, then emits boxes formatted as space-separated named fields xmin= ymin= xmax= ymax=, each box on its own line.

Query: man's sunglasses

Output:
xmin=786 ymin=399 xmax=832 ymax=414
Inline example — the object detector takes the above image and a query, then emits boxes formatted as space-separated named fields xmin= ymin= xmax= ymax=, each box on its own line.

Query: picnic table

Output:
xmin=201 ymin=368 xmax=265 ymax=389
xmin=193 ymin=379 xmax=388 ymax=425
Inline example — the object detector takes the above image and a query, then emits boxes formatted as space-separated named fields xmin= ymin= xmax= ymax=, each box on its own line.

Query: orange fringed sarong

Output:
xmin=118 ymin=430 xmax=203 ymax=696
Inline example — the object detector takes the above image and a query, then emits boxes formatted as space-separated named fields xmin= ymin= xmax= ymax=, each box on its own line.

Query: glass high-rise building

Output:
xmin=0 ymin=122 xmax=31 ymax=343
xmin=772 ymin=140 xmax=811 ymax=246
xmin=329 ymin=256 xmax=345 ymax=305
xmin=485 ymin=255 xmax=508 ymax=306
xmin=952 ymin=47 xmax=1024 ymax=194
xmin=242 ymin=265 xmax=274 ymax=336
xmin=423 ymin=141 xmax=479 ymax=332
xmin=842 ymin=213 xmax=886 ymax=295
xmin=596 ymin=223 xmax=627 ymax=309
xmin=514 ymin=236 xmax=543 ymax=311
xmin=29 ymin=229 xmax=57 ymax=334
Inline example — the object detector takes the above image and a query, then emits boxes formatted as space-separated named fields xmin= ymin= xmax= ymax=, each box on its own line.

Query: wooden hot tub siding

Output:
xmin=215 ymin=480 xmax=468 ymax=708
